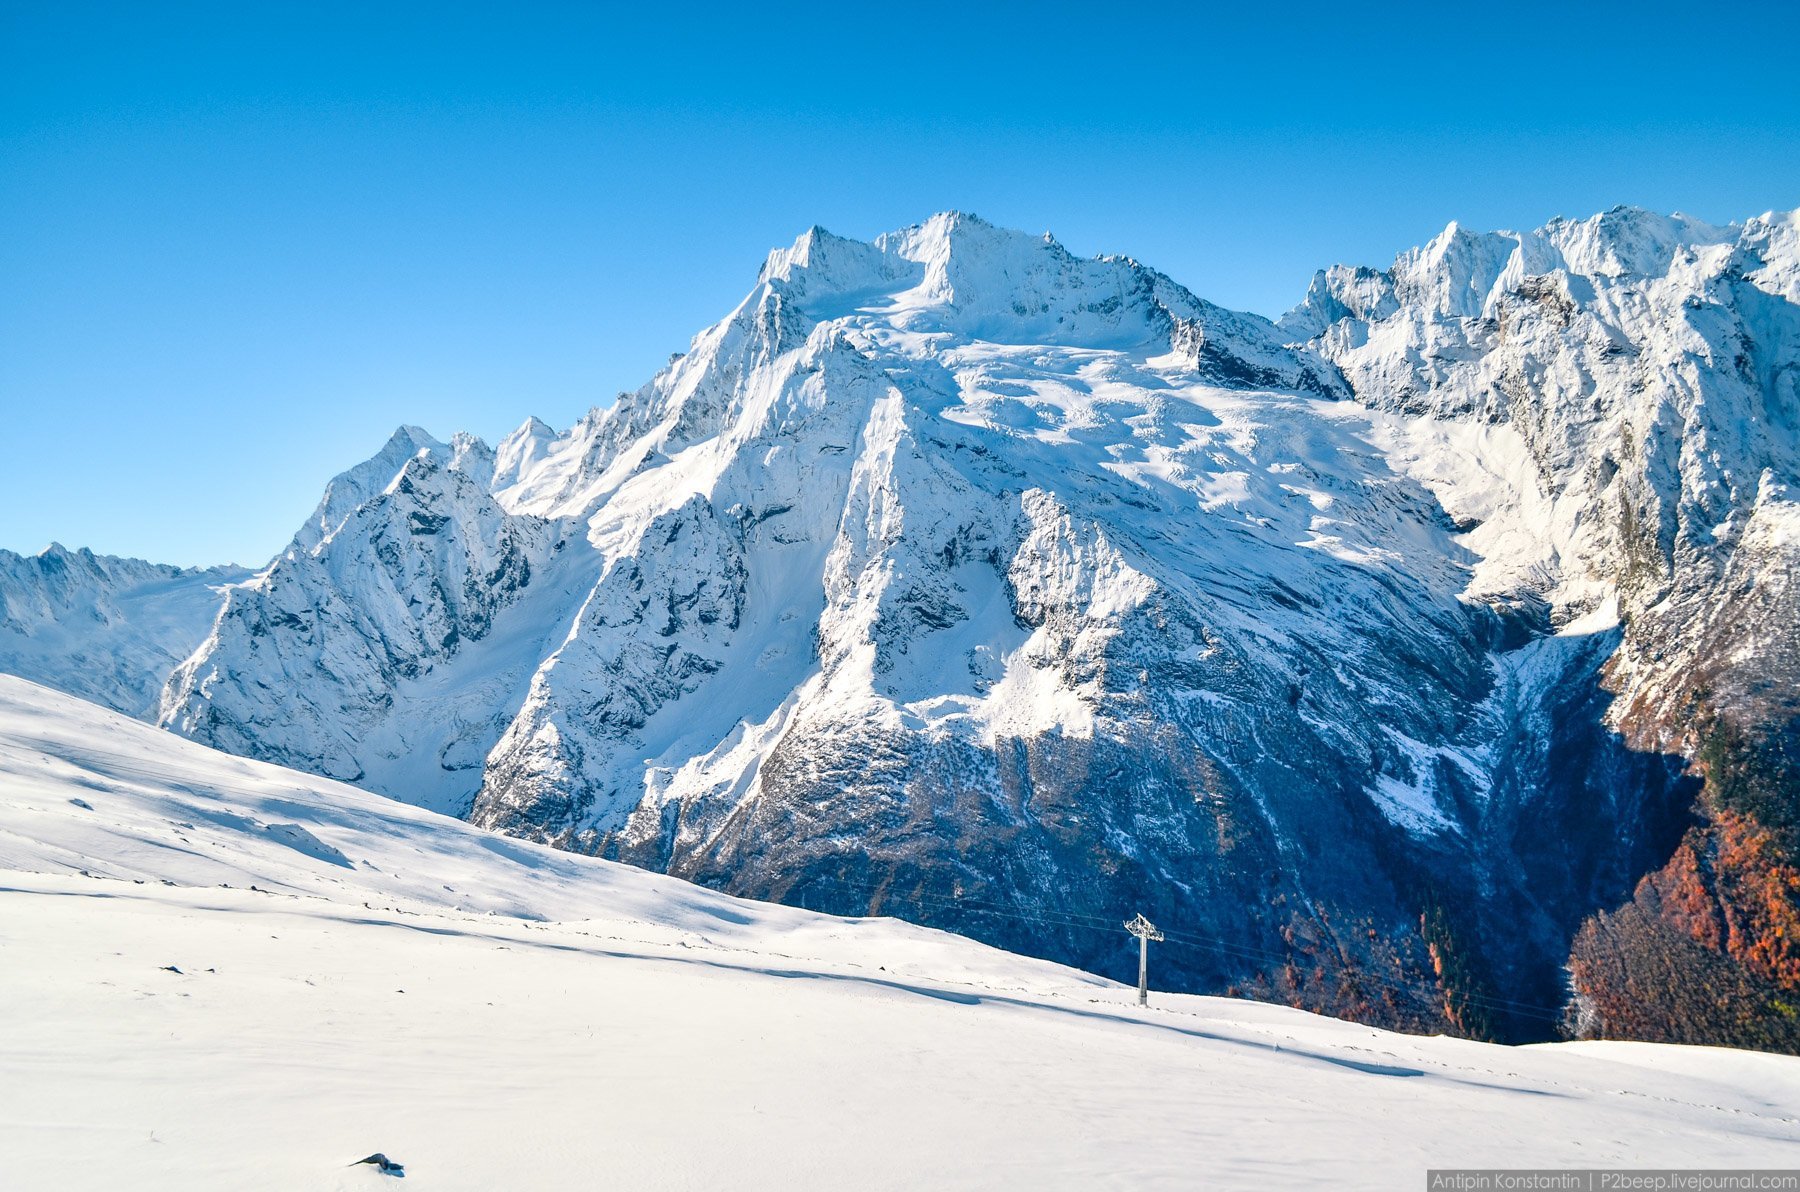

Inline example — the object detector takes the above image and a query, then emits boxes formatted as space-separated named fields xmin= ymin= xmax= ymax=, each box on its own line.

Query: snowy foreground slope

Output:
xmin=3 ymin=677 xmax=1798 ymax=1190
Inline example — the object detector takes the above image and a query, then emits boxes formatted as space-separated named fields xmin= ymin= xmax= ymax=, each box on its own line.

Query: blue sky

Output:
xmin=4 ymin=0 xmax=1797 ymax=566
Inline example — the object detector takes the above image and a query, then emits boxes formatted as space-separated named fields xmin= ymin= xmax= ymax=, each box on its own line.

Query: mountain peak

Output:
xmin=293 ymin=425 xmax=452 ymax=553
xmin=384 ymin=424 xmax=440 ymax=450
xmin=758 ymin=223 xmax=896 ymax=289
xmin=1544 ymin=206 xmax=1734 ymax=279
xmin=493 ymin=417 xmax=560 ymax=495
xmin=749 ymin=212 xmax=1173 ymax=347
xmin=760 ymin=212 xmax=1078 ymax=298
xmin=875 ymin=210 xmax=1059 ymax=277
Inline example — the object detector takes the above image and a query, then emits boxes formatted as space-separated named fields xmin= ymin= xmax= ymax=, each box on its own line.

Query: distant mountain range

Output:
xmin=0 ymin=545 xmax=249 ymax=718
xmin=9 ymin=206 xmax=1797 ymax=1050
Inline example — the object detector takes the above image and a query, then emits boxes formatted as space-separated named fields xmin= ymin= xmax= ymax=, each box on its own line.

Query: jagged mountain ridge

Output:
xmin=1282 ymin=206 xmax=1800 ymax=724
xmin=36 ymin=206 xmax=1800 ymax=1045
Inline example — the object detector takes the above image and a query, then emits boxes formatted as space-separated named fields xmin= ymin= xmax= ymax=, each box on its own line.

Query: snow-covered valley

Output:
xmin=3 ymin=675 xmax=1797 ymax=1190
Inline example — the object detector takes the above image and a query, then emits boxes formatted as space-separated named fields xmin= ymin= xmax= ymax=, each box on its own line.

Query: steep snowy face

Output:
xmin=0 ymin=545 xmax=248 ymax=717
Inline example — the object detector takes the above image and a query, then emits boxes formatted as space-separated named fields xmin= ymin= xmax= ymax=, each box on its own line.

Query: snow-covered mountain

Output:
xmin=160 ymin=428 xmax=559 ymax=808
xmin=1283 ymin=207 xmax=1800 ymax=1046
xmin=0 ymin=544 xmax=249 ymax=717
xmin=9 ymin=673 xmax=1795 ymax=1190
xmin=14 ymin=206 xmax=1797 ymax=1049
xmin=1282 ymin=206 xmax=1799 ymax=744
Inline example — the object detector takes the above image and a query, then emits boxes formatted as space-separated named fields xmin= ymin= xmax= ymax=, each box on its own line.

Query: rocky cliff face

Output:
xmin=143 ymin=208 xmax=1799 ymax=1046
xmin=0 ymin=545 xmax=248 ymax=717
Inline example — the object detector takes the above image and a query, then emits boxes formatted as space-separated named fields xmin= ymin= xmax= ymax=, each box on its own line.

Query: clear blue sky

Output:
xmin=4 ymin=1 xmax=1797 ymax=566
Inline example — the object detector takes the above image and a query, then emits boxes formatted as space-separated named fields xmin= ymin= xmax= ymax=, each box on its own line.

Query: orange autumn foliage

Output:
xmin=1639 ymin=811 xmax=1800 ymax=991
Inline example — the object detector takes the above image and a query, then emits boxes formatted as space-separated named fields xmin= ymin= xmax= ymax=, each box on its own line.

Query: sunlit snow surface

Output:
xmin=3 ymin=676 xmax=1797 ymax=1190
